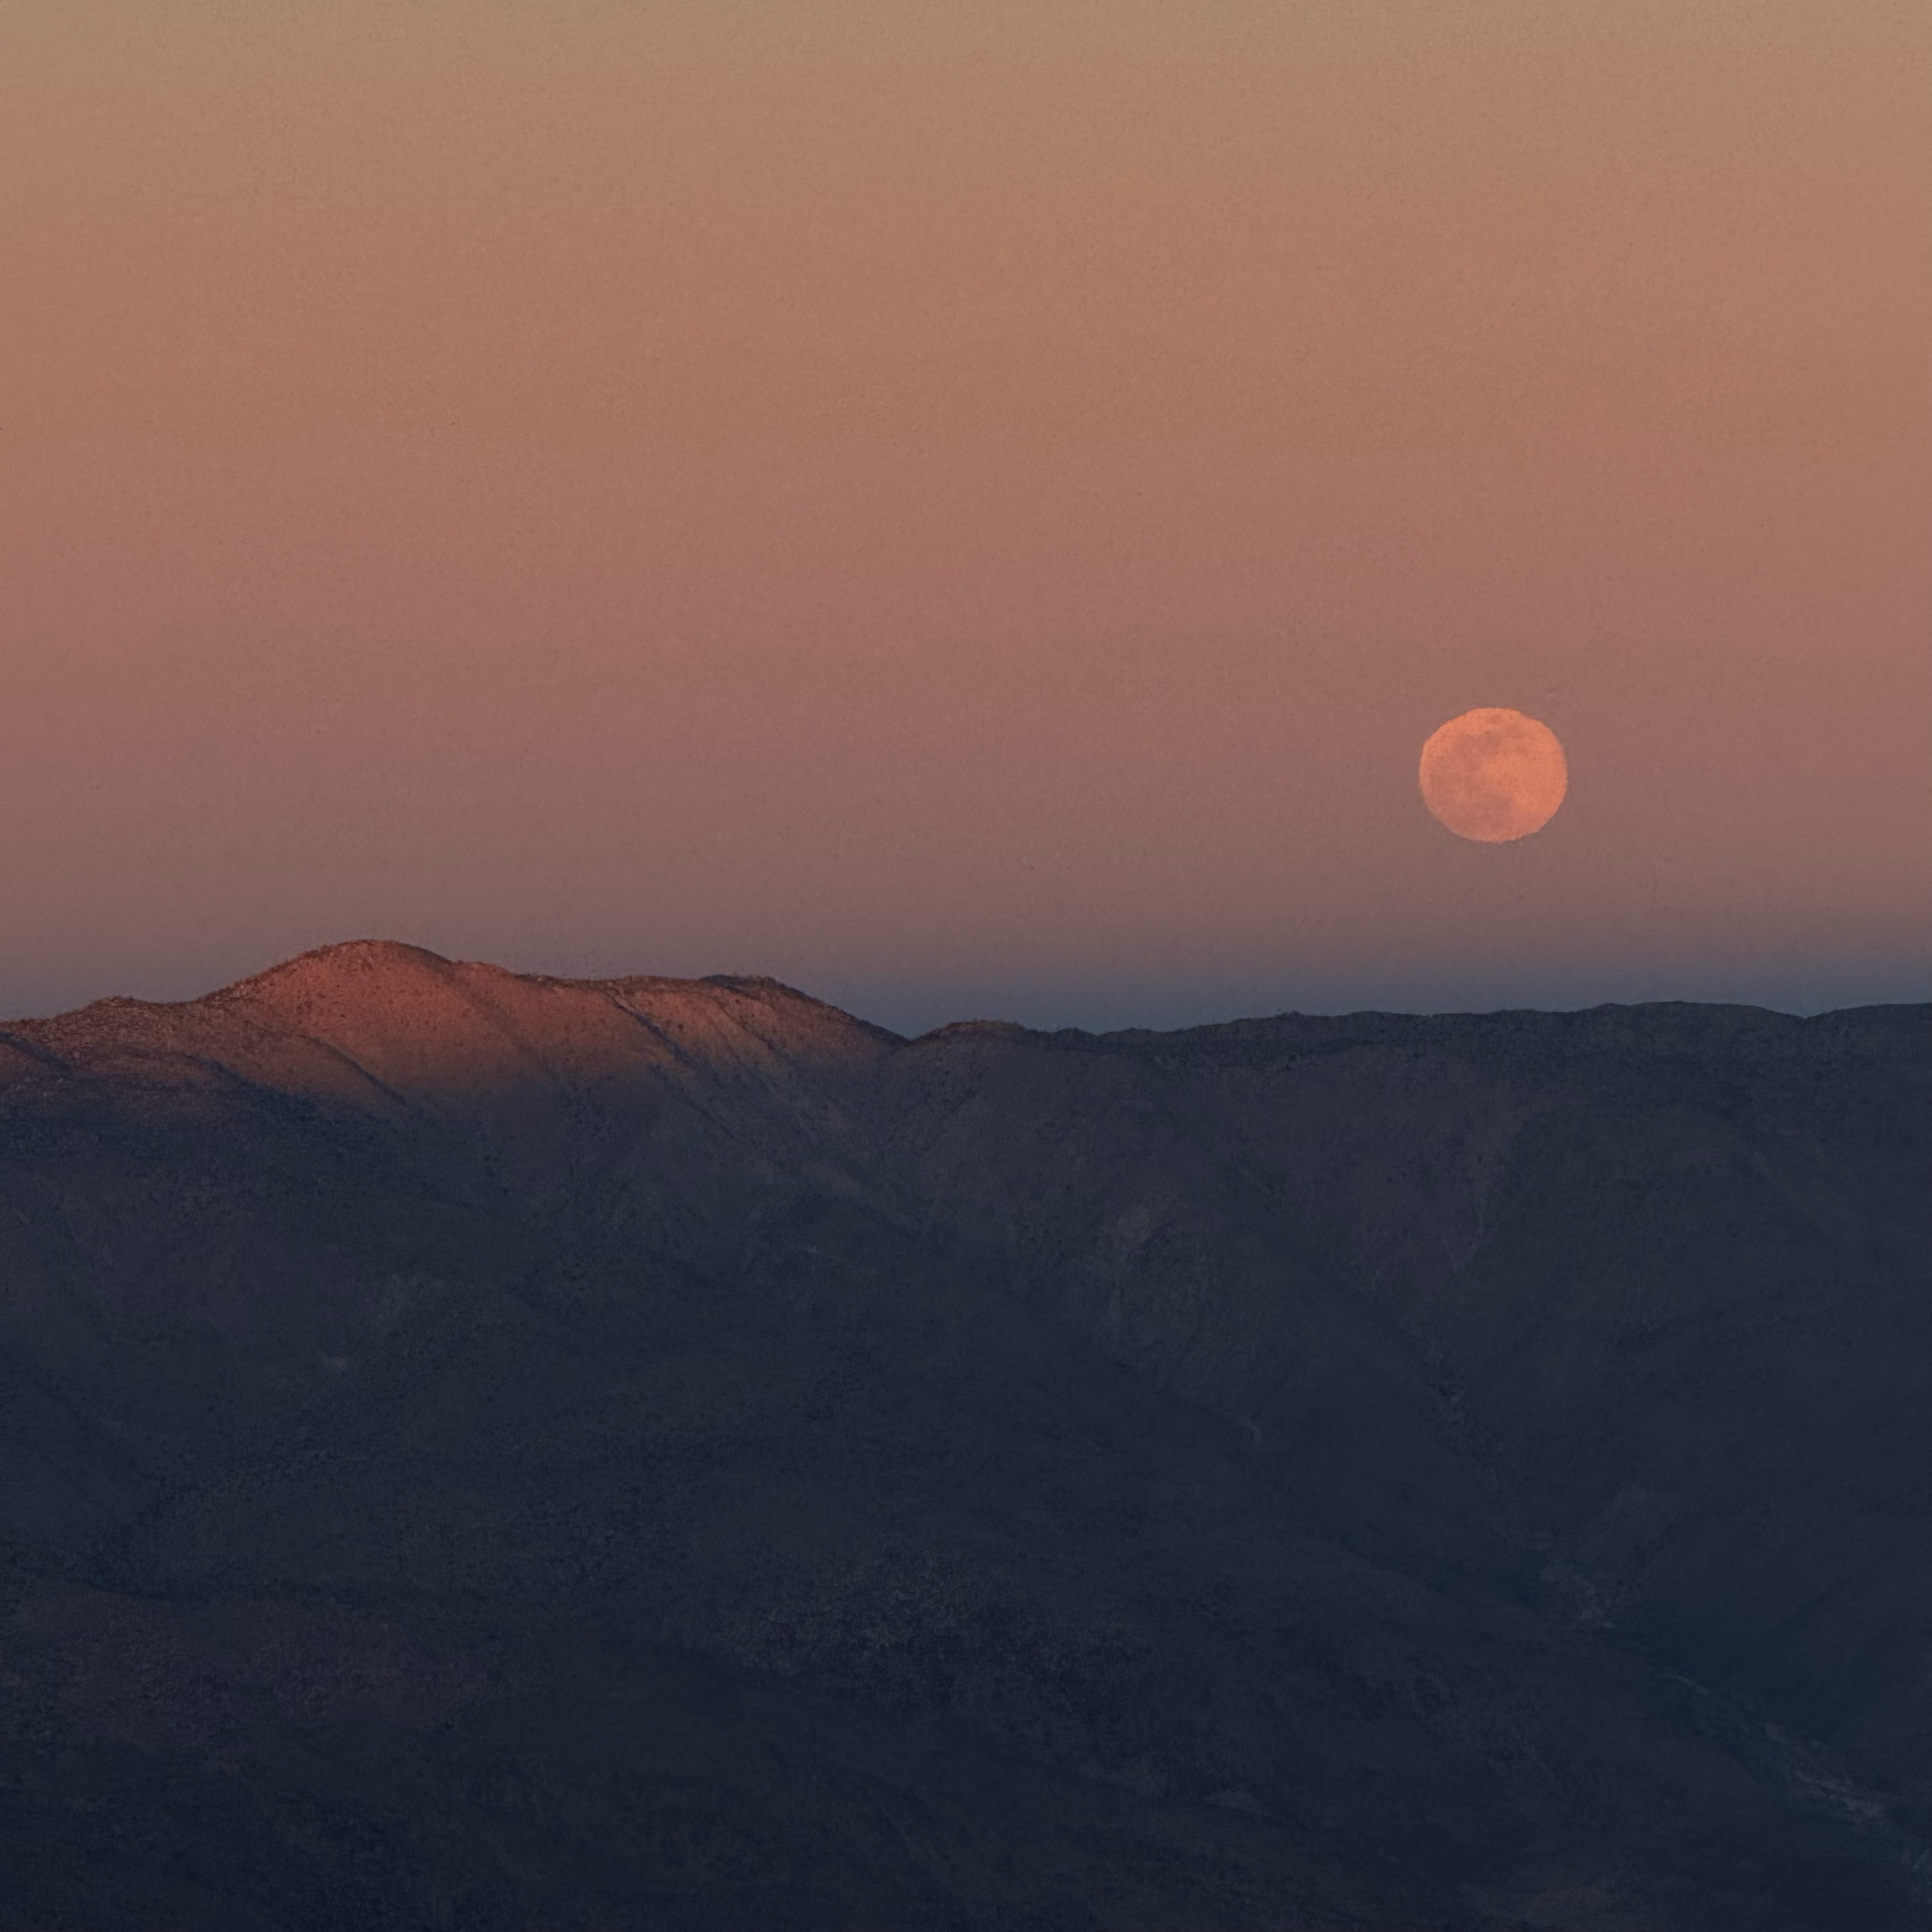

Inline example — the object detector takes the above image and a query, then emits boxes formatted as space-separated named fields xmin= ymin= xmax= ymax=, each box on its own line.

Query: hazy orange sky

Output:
xmin=3 ymin=1 xmax=1926 ymax=1031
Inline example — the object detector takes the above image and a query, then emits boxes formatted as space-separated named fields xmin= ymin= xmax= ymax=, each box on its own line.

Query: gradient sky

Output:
xmin=3 ymin=1 xmax=1927 ymax=1033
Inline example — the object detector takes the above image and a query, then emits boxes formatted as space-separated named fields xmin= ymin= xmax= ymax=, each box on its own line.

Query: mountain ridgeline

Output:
xmin=0 ymin=942 xmax=1924 ymax=1929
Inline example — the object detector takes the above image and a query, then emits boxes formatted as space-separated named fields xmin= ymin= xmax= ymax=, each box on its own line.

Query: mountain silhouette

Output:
xmin=0 ymin=941 xmax=1924 ymax=1929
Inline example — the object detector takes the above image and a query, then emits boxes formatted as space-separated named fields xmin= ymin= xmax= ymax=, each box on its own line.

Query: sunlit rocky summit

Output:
xmin=1 ymin=941 xmax=1925 ymax=1929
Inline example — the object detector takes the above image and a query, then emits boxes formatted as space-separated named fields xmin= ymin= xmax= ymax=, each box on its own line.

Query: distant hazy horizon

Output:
xmin=5 ymin=3 xmax=1925 ymax=1037
xmin=3 ymin=934 xmax=1924 ymax=1042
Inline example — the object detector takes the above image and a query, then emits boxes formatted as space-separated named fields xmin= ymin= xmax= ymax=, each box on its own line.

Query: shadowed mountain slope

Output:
xmin=0 ymin=942 xmax=1925 ymax=1929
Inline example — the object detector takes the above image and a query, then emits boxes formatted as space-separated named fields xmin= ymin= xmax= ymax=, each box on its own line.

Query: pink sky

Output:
xmin=3 ymin=2 xmax=1926 ymax=1031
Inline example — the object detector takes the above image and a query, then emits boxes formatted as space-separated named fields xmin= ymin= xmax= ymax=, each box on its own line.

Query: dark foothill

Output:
xmin=0 ymin=943 xmax=1924 ymax=1929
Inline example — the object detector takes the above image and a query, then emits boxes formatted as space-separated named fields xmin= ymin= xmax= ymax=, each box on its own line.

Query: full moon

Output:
xmin=1419 ymin=708 xmax=1568 ymax=842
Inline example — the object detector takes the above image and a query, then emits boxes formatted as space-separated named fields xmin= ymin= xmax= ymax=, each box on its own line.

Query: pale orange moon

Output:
xmin=1418 ymin=708 xmax=1568 ymax=842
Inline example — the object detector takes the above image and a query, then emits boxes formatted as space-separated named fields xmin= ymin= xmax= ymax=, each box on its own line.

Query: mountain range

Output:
xmin=0 ymin=940 xmax=1924 ymax=1929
